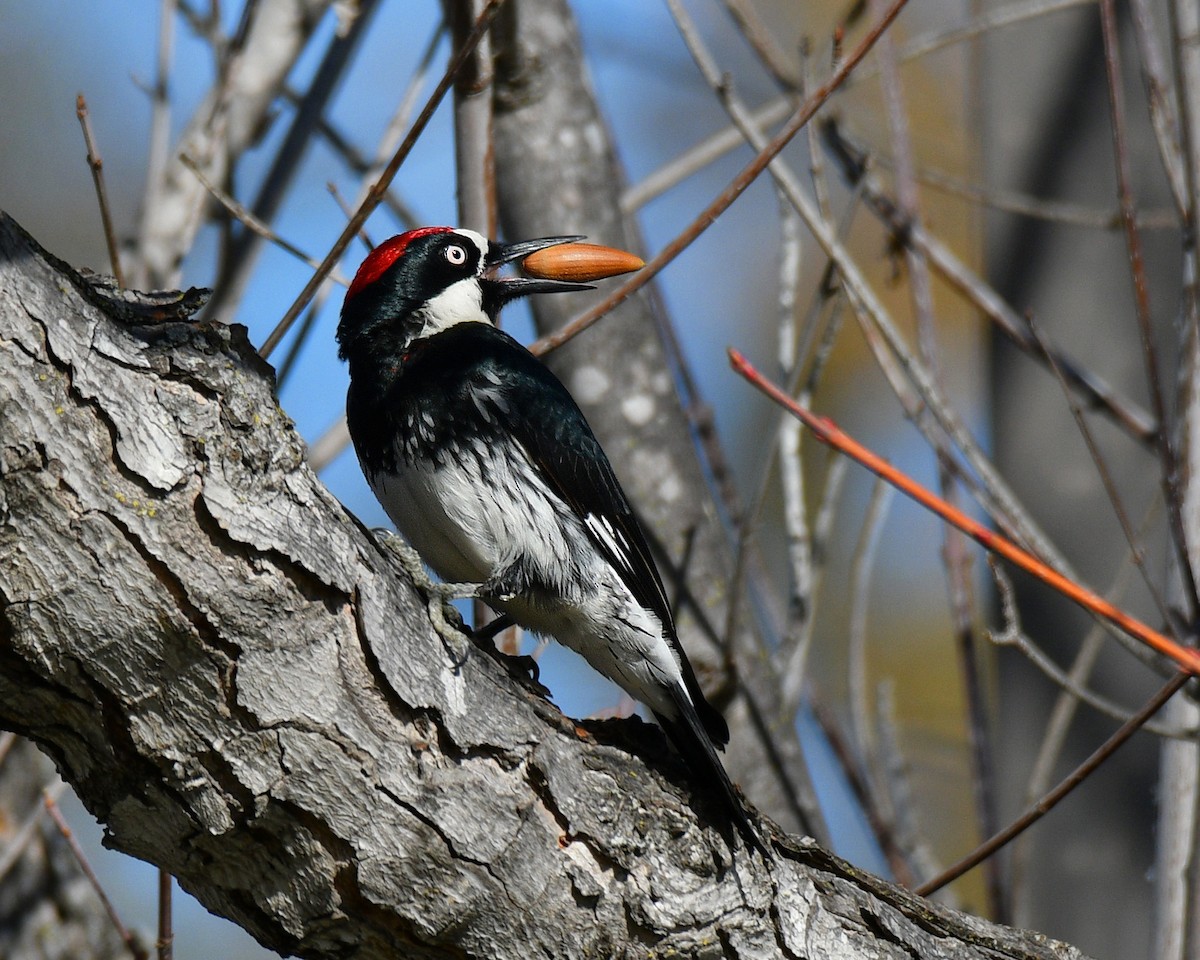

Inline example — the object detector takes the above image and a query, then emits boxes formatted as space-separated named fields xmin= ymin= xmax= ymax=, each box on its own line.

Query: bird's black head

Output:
xmin=336 ymin=227 xmax=588 ymax=365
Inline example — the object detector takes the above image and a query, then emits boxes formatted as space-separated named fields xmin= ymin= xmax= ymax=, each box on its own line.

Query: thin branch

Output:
xmin=1099 ymin=0 xmax=1199 ymax=619
xmin=157 ymin=869 xmax=174 ymax=960
xmin=43 ymin=785 xmax=148 ymax=960
xmin=987 ymin=556 xmax=1190 ymax=738
xmin=327 ymin=181 xmax=376 ymax=250
xmin=717 ymin=0 xmax=801 ymax=89
xmin=179 ymin=153 xmax=351 ymax=287
xmin=1128 ymin=0 xmax=1189 ymax=214
xmin=916 ymin=671 xmax=1188 ymax=897
xmin=870 ymin=148 xmax=1178 ymax=229
xmin=528 ymin=0 xmax=912 ymax=358
xmin=308 ymin=413 xmax=351 ymax=473
xmin=75 ymin=94 xmax=125 ymax=287
xmin=620 ymin=97 xmax=794 ymax=214
xmin=728 ymin=348 xmax=1200 ymax=675
xmin=811 ymin=694 xmax=921 ymax=887
xmin=1029 ymin=317 xmax=1172 ymax=627
xmin=874 ymin=680 xmax=943 ymax=891
xmin=847 ymin=478 xmax=893 ymax=759
xmin=276 ymin=288 xmax=333 ymax=392
xmin=0 ymin=780 xmax=66 ymax=885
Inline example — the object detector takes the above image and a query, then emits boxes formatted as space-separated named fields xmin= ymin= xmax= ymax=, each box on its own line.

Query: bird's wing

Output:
xmin=495 ymin=349 xmax=675 ymax=634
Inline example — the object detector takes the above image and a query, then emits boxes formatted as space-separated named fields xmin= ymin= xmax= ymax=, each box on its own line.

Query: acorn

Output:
xmin=521 ymin=242 xmax=644 ymax=283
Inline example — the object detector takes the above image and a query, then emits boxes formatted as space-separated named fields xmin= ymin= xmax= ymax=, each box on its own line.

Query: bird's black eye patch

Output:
xmin=444 ymin=243 xmax=468 ymax=266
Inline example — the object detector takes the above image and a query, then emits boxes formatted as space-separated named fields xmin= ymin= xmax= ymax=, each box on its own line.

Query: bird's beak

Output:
xmin=484 ymin=236 xmax=592 ymax=300
xmin=484 ymin=236 xmax=644 ymax=304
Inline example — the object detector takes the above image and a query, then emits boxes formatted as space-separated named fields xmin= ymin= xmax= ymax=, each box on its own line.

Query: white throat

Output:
xmin=414 ymin=277 xmax=489 ymax=339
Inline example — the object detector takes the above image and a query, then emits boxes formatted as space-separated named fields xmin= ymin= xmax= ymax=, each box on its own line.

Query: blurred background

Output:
xmin=0 ymin=0 xmax=1193 ymax=957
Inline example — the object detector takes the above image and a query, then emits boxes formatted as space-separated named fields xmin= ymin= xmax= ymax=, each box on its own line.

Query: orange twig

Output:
xmin=728 ymin=347 xmax=1200 ymax=675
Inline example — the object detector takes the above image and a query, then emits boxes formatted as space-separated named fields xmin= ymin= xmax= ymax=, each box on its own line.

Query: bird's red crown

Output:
xmin=346 ymin=226 xmax=455 ymax=301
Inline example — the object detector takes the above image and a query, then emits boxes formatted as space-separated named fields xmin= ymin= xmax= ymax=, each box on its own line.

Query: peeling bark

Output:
xmin=0 ymin=213 xmax=1089 ymax=958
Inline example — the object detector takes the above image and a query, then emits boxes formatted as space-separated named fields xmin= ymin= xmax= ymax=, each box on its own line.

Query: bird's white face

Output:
xmin=410 ymin=229 xmax=492 ymax=339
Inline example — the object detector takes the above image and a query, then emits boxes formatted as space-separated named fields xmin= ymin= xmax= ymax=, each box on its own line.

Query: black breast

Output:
xmin=345 ymin=323 xmax=528 ymax=478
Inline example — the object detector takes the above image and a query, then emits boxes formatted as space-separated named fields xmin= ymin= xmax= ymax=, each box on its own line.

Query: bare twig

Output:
xmin=728 ymin=349 xmax=1200 ymax=675
xmin=916 ymin=671 xmax=1188 ymax=897
xmin=874 ymin=680 xmax=943 ymax=891
xmin=1029 ymin=316 xmax=1171 ymax=625
xmin=0 ymin=780 xmax=66 ymax=885
xmin=276 ymin=286 xmax=334 ymax=392
xmin=1099 ymin=0 xmax=1199 ymax=619
xmin=76 ymin=93 xmax=125 ymax=287
xmin=811 ymin=694 xmax=921 ymax=886
xmin=880 ymin=151 xmax=1179 ymax=230
xmin=327 ymin=181 xmax=376 ymax=250
xmin=179 ymin=154 xmax=350 ymax=287
xmin=847 ymin=477 xmax=893 ymax=759
xmin=157 ymin=869 xmax=173 ymax=960
xmin=308 ymin=413 xmax=352 ymax=473
xmin=43 ymin=787 xmax=148 ymax=960
xmin=529 ymin=0 xmax=911 ymax=357
xmin=987 ymin=556 xmax=1188 ymax=737
xmin=620 ymin=97 xmax=794 ymax=214
xmin=717 ymin=0 xmax=801 ymax=88
xmin=1128 ymin=0 xmax=1189 ymax=213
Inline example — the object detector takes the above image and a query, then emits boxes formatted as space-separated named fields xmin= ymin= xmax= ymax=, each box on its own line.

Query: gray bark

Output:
xmin=0 ymin=212 xmax=1094 ymax=958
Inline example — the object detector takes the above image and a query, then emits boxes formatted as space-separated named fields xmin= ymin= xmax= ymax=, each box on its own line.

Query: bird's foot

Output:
xmin=373 ymin=529 xmax=481 ymax=657
xmin=472 ymin=613 xmax=515 ymax=644
xmin=478 ymin=570 xmax=523 ymax=603
xmin=502 ymin=651 xmax=541 ymax=684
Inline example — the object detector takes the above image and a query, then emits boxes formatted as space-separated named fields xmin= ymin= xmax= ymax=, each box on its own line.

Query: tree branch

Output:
xmin=0 ymin=213 xmax=1090 ymax=958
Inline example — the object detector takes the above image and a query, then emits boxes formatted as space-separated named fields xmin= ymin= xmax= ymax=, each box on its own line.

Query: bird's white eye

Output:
xmin=444 ymin=244 xmax=468 ymax=266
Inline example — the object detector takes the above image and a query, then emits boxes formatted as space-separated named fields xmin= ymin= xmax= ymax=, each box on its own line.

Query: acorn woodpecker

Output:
xmin=337 ymin=226 xmax=761 ymax=850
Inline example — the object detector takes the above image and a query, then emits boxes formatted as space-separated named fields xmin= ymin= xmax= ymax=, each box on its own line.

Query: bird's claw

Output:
xmin=479 ymin=572 xmax=521 ymax=603
xmin=374 ymin=530 xmax=478 ymax=658
xmin=503 ymin=651 xmax=541 ymax=683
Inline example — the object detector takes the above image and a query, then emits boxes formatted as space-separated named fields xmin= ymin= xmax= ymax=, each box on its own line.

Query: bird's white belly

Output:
xmin=498 ymin=588 xmax=684 ymax=719
xmin=369 ymin=443 xmax=689 ymax=720
xmin=371 ymin=458 xmax=496 ymax=583
xmin=369 ymin=440 xmax=576 ymax=586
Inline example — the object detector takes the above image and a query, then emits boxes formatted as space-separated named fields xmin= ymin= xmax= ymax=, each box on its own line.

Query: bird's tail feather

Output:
xmin=655 ymin=688 xmax=767 ymax=856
